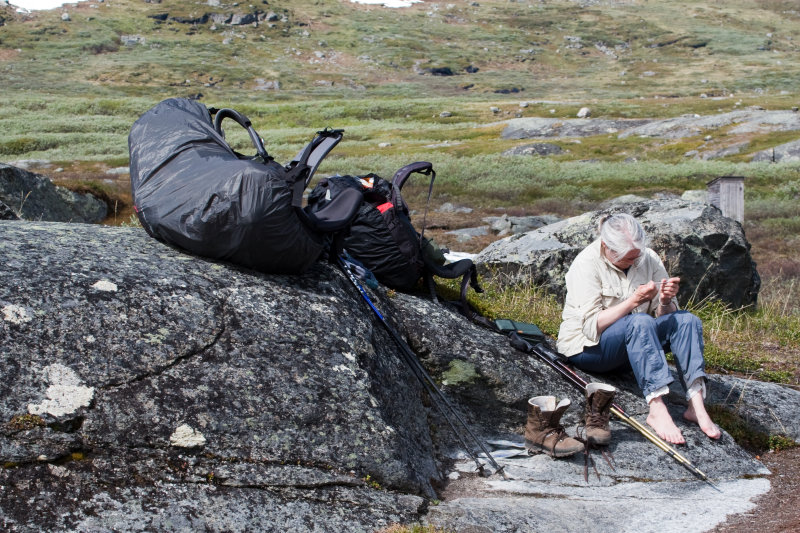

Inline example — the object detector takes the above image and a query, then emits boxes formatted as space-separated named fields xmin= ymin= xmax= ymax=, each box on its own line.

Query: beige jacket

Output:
xmin=556 ymin=239 xmax=675 ymax=357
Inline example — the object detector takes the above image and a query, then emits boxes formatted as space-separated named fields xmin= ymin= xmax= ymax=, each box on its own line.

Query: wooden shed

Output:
xmin=707 ymin=175 xmax=745 ymax=223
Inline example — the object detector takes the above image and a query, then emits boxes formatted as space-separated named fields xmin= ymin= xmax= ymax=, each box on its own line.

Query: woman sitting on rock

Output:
xmin=557 ymin=213 xmax=721 ymax=444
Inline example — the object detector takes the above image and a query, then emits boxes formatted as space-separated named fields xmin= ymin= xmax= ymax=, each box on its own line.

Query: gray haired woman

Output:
xmin=557 ymin=213 xmax=720 ymax=444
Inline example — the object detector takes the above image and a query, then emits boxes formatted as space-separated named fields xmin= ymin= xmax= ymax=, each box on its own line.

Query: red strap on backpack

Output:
xmin=376 ymin=202 xmax=393 ymax=213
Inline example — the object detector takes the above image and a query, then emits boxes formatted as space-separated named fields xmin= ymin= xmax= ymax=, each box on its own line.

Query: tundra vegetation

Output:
xmin=1 ymin=0 xmax=799 ymax=394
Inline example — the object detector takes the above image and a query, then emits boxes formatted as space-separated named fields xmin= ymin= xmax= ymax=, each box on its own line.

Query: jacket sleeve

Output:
xmin=564 ymin=260 xmax=604 ymax=345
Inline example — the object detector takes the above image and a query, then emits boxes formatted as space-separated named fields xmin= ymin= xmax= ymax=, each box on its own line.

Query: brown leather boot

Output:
xmin=524 ymin=396 xmax=584 ymax=458
xmin=585 ymin=383 xmax=616 ymax=446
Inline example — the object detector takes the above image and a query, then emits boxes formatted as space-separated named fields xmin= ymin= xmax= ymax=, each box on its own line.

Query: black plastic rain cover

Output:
xmin=128 ymin=98 xmax=323 ymax=273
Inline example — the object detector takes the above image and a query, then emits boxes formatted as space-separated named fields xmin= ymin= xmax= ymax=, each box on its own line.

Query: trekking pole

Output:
xmin=337 ymin=256 xmax=509 ymax=479
xmin=509 ymin=333 xmax=721 ymax=492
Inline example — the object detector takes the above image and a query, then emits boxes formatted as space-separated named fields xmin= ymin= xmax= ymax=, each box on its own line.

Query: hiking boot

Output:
xmin=524 ymin=396 xmax=584 ymax=458
xmin=585 ymin=383 xmax=616 ymax=446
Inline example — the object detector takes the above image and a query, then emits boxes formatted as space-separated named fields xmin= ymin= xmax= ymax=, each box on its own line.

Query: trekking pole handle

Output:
xmin=213 ymin=108 xmax=271 ymax=161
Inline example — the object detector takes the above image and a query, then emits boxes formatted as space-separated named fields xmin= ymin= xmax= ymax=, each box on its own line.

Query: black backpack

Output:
xmin=128 ymin=98 xmax=362 ymax=273
xmin=308 ymin=162 xmax=483 ymax=309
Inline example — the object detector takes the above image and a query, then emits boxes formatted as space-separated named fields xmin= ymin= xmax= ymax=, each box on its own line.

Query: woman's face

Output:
xmin=603 ymin=244 xmax=641 ymax=270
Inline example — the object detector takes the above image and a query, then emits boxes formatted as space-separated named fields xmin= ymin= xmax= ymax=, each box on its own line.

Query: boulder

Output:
xmin=0 ymin=164 xmax=107 ymax=223
xmin=501 ymin=118 xmax=650 ymax=140
xmin=474 ymin=199 xmax=760 ymax=309
xmin=697 ymin=141 xmax=750 ymax=160
xmin=0 ymin=221 xmax=782 ymax=531
xmin=446 ymin=225 xmax=490 ymax=242
xmin=484 ymin=214 xmax=562 ymax=236
xmin=436 ymin=202 xmax=473 ymax=214
xmin=751 ymin=139 xmax=800 ymax=162
xmin=502 ymin=143 xmax=563 ymax=157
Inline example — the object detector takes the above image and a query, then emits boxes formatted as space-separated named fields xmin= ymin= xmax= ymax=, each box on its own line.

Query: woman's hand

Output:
xmin=597 ymin=281 xmax=657 ymax=334
xmin=632 ymin=281 xmax=659 ymax=306
xmin=659 ymin=277 xmax=680 ymax=304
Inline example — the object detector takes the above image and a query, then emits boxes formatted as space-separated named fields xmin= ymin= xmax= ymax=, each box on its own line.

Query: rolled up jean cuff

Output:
xmin=645 ymin=385 xmax=670 ymax=404
xmin=686 ymin=377 xmax=706 ymax=401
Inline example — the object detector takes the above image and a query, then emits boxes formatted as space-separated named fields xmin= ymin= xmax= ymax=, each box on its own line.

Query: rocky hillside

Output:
xmin=1 ymin=0 xmax=798 ymax=101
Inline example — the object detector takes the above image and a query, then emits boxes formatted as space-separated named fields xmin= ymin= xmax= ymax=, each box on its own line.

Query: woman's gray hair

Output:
xmin=598 ymin=213 xmax=648 ymax=261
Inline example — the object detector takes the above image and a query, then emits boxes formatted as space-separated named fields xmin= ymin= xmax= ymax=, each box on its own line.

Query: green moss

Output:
xmin=7 ymin=414 xmax=46 ymax=431
xmin=363 ymin=474 xmax=382 ymax=490
xmin=768 ymin=435 xmax=797 ymax=452
xmin=759 ymin=370 xmax=794 ymax=383
xmin=441 ymin=360 xmax=480 ymax=386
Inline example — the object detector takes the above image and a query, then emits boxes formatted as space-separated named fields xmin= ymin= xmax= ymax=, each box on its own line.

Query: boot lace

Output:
xmin=586 ymin=409 xmax=609 ymax=428
xmin=586 ymin=401 xmax=611 ymax=427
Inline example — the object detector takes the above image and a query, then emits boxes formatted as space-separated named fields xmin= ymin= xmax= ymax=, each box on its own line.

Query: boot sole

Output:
xmin=525 ymin=440 xmax=584 ymax=458
xmin=588 ymin=437 xmax=611 ymax=446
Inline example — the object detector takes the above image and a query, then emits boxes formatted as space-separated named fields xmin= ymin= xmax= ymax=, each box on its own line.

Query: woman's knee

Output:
xmin=673 ymin=310 xmax=703 ymax=331
xmin=626 ymin=312 xmax=656 ymax=333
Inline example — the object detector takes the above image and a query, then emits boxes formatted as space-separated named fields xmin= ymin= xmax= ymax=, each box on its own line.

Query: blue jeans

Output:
xmin=570 ymin=311 xmax=707 ymax=399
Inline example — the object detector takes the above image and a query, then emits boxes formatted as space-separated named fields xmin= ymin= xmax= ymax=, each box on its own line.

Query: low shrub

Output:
xmin=0 ymin=136 xmax=58 ymax=156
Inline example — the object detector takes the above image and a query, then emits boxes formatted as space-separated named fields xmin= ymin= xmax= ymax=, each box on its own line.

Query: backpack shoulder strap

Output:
xmin=389 ymin=161 xmax=436 ymax=245
xmin=286 ymin=128 xmax=344 ymax=208
xmin=423 ymin=255 xmax=485 ymax=319
xmin=391 ymin=161 xmax=434 ymax=192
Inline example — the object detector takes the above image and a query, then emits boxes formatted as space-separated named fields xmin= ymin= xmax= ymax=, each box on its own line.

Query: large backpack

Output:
xmin=128 ymin=98 xmax=362 ymax=273
xmin=308 ymin=162 xmax=483 ymax=309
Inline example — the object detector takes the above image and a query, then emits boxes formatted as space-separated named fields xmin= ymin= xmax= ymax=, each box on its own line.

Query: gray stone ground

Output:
xmin=426 ymin=429 xmax=770 ymax=533
xmin=428 ymin=469 xmax=769 ymax=533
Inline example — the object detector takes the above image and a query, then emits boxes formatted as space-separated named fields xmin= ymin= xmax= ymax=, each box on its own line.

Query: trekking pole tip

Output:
xmin=496 ymin=466 xmax=511 ymax=480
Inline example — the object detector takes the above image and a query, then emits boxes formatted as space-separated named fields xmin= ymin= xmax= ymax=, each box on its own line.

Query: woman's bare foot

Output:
xmin=646 ymin=396 xmax=685 ymax=444
xmin=684 ymin=394 xmax=722 ymax=440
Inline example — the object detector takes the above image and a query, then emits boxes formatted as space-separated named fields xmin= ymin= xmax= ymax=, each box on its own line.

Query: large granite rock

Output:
xmin=751 ymin=138 xmax=800 ymax=162
xmin=0 ymin=163 xmax=107 ymax=223
xmin=0 ymin=221 xmax=788 ymax=531
xmin=475 ymin=199 xmax=760 ymax=309
xmin=0 ymin=221 xmax=434 ymax=531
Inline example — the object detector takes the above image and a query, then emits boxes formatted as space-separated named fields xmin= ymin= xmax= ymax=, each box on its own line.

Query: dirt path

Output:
xmin=711 ymin=447 xmax=800 ymax=532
